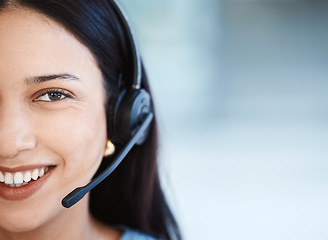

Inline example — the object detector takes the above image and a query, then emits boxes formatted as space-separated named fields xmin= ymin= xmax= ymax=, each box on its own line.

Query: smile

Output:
xmin=0 ymin=167 xmax=50 ymax=188
xmin=0 ymin=165 xmax=55 ymax=201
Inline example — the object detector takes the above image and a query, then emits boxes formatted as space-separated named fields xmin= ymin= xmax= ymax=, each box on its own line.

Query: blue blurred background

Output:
xmin=121 ymin=0 xmax=328 ymax=239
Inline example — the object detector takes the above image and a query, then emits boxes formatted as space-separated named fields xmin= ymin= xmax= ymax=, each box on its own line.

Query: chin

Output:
xmin=0 ymin=219 xmax=40 ymax=234
xmin=0 ymin=198 xmax=63 ymax=234
xmin=0 ymin=214 xmax=43 ymax=234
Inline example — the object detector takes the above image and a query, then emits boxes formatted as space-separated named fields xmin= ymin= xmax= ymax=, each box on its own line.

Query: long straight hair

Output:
xmin=0 ymin=0 xmax=181 ymax=239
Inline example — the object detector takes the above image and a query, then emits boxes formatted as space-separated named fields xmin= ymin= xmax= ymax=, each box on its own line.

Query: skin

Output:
xmin=0 ymin=7 xmax=120 ymax=240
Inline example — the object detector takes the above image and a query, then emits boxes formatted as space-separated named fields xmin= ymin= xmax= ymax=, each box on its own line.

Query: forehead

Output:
xmin=0 ymin=7 xmax=98 ymax=80
xmin=0 ymin=7 xmax=76 ymax=51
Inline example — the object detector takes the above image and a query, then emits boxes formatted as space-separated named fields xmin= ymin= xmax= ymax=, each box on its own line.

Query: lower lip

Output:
xmin=0 ymin=168 xmax=54 ymax=201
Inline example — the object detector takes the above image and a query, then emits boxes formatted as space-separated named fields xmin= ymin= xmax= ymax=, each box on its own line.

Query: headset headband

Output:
xmin=110 ymin=0 xmax=142 ymax=89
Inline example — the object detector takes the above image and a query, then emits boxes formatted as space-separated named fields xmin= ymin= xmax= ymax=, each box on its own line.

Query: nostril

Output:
xmin=0 ymin=149 xmax=19 ymax=159
xmin=0 ymin=134 xmax=37 ymax=158
xmin=0 ymin=106 xmax=37 ymax=158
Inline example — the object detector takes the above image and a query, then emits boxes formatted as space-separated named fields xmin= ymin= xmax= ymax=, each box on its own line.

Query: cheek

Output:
xmin=0 ymin=105 xmax=107 ymax=233
xmin=35 ymin=103 xmax=107 ymax=182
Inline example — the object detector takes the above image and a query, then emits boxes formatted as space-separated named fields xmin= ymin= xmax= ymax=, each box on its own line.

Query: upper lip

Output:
xmin=0 ymin=164 xmax=55 ymax=173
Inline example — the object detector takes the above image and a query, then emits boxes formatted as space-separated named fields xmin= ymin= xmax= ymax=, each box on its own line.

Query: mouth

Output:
xmin=0 ymin=166 xmax=52 ymax=188
xmin=0 ymin=165 xmax=55 ymax=201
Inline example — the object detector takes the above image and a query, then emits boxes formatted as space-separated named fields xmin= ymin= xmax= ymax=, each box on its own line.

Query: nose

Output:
xmin=0 ymin=104 xmax=37 ymax=158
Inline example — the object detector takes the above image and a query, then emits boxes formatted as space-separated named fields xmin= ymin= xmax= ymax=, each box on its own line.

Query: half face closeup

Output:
xmin=0 ymin=7 xmax=107 ymax=232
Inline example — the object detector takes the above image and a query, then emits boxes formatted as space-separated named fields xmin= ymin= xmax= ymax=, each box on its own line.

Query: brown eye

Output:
xmin=48 ymin=92 xmax=64 ymax=101
xmin=34 ymin=89 xmax=73 ymax=102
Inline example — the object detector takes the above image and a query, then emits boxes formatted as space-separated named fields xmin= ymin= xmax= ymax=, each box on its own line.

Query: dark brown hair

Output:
xmin=0 ymin=0 xmax=181 ymax=239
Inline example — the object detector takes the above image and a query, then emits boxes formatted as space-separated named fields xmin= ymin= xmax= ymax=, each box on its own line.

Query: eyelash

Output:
xmin=33 ymin=88 xmax=74 ymax=102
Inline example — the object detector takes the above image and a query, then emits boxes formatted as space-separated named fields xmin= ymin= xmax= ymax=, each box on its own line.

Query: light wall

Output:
xmin=120 ymin=0 xmax=328 ymax=239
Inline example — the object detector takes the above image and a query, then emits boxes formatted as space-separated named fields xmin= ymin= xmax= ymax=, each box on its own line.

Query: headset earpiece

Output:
xmin=110 ymin=88 xmax=151 ymax=145
xmin=106 ymin=0 xmax=152 ymax=146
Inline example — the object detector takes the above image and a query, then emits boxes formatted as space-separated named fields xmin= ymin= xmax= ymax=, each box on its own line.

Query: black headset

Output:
xmin=108 ymin=0 xmax=152 ymax=145
xmin=62 ymin=0 xmax=153 ymax=208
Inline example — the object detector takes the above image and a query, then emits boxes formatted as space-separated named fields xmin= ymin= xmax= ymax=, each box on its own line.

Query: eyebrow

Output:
xmin=25 ymin=73 xmax=79 ymax=85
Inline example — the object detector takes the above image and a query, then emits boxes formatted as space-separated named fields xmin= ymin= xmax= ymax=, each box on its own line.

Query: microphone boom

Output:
xmin=61 ymin=112 xmax=154 ymax=208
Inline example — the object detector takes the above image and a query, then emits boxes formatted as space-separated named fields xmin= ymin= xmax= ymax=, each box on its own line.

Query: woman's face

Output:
xmin=0 ymin=7 xmax=107 ymax=232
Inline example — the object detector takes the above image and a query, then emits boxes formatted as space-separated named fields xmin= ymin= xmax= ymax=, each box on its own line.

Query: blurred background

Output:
xmin=121 ymin=0 xmax=328 ymax=239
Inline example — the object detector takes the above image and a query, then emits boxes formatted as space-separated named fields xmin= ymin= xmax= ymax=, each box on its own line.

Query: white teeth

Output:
xmin=5 ymin=172 xmax=13 ymax=184
xmin=24 ymin=171 xmax=32 ymax=183
xmin=39 ymin=168 xmax=44 ymax=177
xmin=0 ymin=167 xmax=49 ymax=187
xmin=31 ymin=169 xmax=39 ymax=180
xmin=14 ymin=172 xmax=23 ymax=184
xmin=0 ymin=171 xmax=4 ymax=182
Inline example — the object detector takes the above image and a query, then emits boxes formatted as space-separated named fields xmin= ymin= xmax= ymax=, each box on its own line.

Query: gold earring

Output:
xmin=104 ymin=140 xmax=115 ymax=157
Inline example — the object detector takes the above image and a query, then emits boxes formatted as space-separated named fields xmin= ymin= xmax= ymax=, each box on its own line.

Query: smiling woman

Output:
xmin=0 ymin=1 xmax=180 ymax=240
